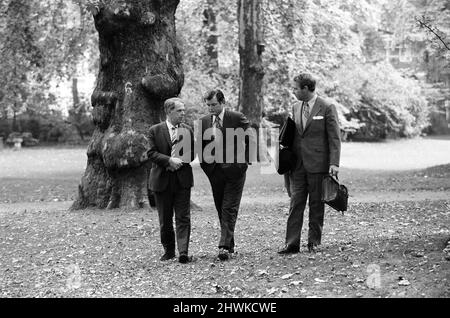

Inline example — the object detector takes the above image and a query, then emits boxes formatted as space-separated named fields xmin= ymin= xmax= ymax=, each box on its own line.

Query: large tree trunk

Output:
xmin=238 ymin=0 xmax=265 ymax=161
xmin=202 ymin=0 xmax=219 ymax=74
xmin=238 ymin=0 xmax=264 ymax=125
xmin=72 ymin=0 xmax=184 ymax=210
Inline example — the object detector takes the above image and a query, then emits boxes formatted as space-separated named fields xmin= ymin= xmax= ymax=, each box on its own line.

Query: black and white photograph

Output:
xmin=0 ymin=0 xmax=449 ymax=305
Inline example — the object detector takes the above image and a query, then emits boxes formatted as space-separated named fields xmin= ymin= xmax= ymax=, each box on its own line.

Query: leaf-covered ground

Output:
xmin=0 ymin=145 xmax=449 ymax=298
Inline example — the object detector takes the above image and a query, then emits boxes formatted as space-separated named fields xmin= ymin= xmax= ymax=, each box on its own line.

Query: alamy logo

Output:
xmin=66 ymin=264 xmax=82 ymax=290
xmin=366 ymin=264 xmax=381 ymax=289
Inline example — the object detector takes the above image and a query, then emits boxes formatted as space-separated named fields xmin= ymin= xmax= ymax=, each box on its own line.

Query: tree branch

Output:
xmin=416 ymin=16 xmax=450 ymax=51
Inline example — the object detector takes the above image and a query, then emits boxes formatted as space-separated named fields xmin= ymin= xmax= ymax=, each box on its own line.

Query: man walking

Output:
xmin=278 ymin=73 xmax=341 ymax=254
xmin=198 ymin=89 xmax=255 ymax=261
xmin=147 ymin=97 xmax=195 ymax=263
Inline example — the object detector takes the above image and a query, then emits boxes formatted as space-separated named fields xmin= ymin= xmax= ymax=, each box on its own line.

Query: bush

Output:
xmin=45 ymin=122 xmax=67 ymax=143
xmin=0 ymin=111 xmax=94 ymax=145
xmin=328 ymin=61 xmax=430 ymax=141
xmin=0 ymin=119 xmax=12 ymax=139
xmin=5 ymin=132 xmax=39 ymax=147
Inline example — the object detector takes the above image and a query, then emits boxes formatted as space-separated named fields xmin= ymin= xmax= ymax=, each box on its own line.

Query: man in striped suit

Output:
xmin=147 ymin=98 xmax=195 ymax=263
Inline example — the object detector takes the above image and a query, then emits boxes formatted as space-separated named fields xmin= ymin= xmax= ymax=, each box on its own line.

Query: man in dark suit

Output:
xmin=197 ymin=89 xmax=255 ymax=261
xmin=278 ymin=73 xmax=341 ymax=254
xmin=147 ymin=97 xmax=195 ymax=263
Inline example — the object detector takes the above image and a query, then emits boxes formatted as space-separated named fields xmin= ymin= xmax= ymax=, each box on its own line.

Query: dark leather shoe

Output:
xmin=218 ymin=248 xmax=229 ymax=261
xmin=178 ymin=253 xmax=192 ymax=264
xmin=160 ymin=251 xmax=175 ymax=261
xmin=307 ymin=243 xmax=317 ymax=253
xmin=278 ymin=245 xmax=300 ymax=255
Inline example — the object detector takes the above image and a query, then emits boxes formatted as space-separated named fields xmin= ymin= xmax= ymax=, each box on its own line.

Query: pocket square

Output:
xmin=313 ymin=116 xmax=324 ymax=120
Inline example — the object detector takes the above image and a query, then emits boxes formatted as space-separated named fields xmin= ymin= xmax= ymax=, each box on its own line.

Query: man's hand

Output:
xmin=329 ymin=165 xmax=339 ymax=177
xmin=168 ymin=157 xmax=183 ymax=171
xmin=140 ymin=151 xmax=149 ymax=163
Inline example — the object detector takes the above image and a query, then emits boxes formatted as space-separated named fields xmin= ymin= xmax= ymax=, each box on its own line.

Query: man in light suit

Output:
xmin=278 ymin=73 xmax=341 ymax=254
xmin=147 ymin=97 xmax=195 ymax=263
xmin=198 ymin=89 xmax=255 ymax=261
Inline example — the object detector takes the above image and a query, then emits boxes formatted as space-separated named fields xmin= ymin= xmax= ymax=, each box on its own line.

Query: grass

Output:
xmin=0 ymin=140 xmax=449 ymax=298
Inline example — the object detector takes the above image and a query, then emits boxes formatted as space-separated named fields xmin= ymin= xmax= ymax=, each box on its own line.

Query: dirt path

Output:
xmin=1 ymin=189 xmax=449 ymax=216
xmin=1 ymin=195 xmax=449 ymax=298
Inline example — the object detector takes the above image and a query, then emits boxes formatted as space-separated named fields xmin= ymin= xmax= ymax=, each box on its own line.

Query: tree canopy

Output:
xmin=0 ymin=0 xmax=449 ymax=141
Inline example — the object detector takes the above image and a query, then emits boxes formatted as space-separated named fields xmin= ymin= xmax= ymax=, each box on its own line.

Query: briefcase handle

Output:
xmin=328 ymin=173 xmax=340 ymax=184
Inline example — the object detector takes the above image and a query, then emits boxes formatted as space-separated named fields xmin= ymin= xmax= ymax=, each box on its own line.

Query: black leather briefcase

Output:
xmin=276 ymin=117 xmax=297 ymax=175
xmin=321 ymin=175 xmax=348 ymax=213
xmin=276 ymin=147 xmax=297 ymax=175
xmin=279 ymin=117 xmax=296 ymax=148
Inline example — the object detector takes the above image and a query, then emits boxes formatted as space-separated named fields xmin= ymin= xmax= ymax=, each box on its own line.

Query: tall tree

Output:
xmin=71 ymin=0 xmax=184 ymax=210
xmin=237 ymin=0 xmax=264 ymax=125
xmin=202 ymin=0 xmax=219 ymax=74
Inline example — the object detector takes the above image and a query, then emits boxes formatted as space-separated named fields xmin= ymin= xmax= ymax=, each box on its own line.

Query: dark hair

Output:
xmin=294 ymin=73 xmax=316 ymax=92
xmin=164 ymin=97 xmax=184 ymax=114
xmin=203 ymin=89 xmax=225 ymax=104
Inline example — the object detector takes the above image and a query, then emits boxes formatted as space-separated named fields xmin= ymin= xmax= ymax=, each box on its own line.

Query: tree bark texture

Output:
xmin=72 ymin=0 xmax=184 ymax=210
xmin=238 ymin=0 xmax=265 ymax=126
xmin=202 ymin=0 xmax=219 ymax=74
xmin=71 ymin=77 xmax=85 ymax=142
xmin=72 ymin=77 xmax=80 ymax=109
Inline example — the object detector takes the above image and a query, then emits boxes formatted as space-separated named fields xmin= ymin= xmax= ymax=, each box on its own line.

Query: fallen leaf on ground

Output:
xmin=314 ymin=278 xmax=327 ymax=283
xmin=281 ymin=273 xmax=294 ymax=280
xmin=267 ymin=287 xmax=278 ymax=295
xmin=288 ymin=281 xmax=303 ymax=286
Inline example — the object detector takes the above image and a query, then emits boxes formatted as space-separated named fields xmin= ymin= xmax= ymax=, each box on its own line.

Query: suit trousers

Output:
xmin=207 ymin=165 xmax=246 ymax=252
xmin=154 ymin=172 xmax=191 ymax=254
xmin=285 ymin=164 xmax=326 ymax=248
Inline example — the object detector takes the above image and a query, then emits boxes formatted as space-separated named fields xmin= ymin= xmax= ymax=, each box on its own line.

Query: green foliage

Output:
xmin=0 ymin=0 xmax=97 ymax=125
xmin=1 ymin=0 xmax=444 ymax=142
xmin=176 ymin=0 xmax=240 ymax=110
xmin=329 ymin=62 xmax=429 ymax=140
xmin=176 ymin=0 xmax=433 ymax=140
xmin=0 ymin=119 xmax=11 ymax=139
xmin=0 ymin=109 xmax=92 ymax=145
xmin=412 ymin=0 xmax=450 ymax=58
xmin=0 ymin=0 xmax=43 ymax=118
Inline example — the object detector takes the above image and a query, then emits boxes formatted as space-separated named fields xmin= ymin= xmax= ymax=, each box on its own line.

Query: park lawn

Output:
xmin=2 ymin=162 xmax=450 ymax=204
xmin=0 ymin=147 xmax=449 ymax=298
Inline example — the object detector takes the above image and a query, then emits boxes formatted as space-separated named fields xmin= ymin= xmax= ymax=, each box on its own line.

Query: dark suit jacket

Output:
xmin=292 ymin=96 xmax=341 ymax=173
xmin=147 ymin=122 xmax=195 ymax=192
xmin=198 ymin=109 xmax=255 ymax=179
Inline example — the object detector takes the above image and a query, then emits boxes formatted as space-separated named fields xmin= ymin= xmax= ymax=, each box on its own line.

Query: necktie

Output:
xmin=212 ymin=115 xmax=222 ymax=141
xmin=171 ymin=126 xmax=178 ymax=158
xmin=211 ymin=116 xmax=222 ymax=159
xmin=302 ymin=101 xmax=310 ymax=128
xmin=214 ymin=116 xmax=222 ymax=129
